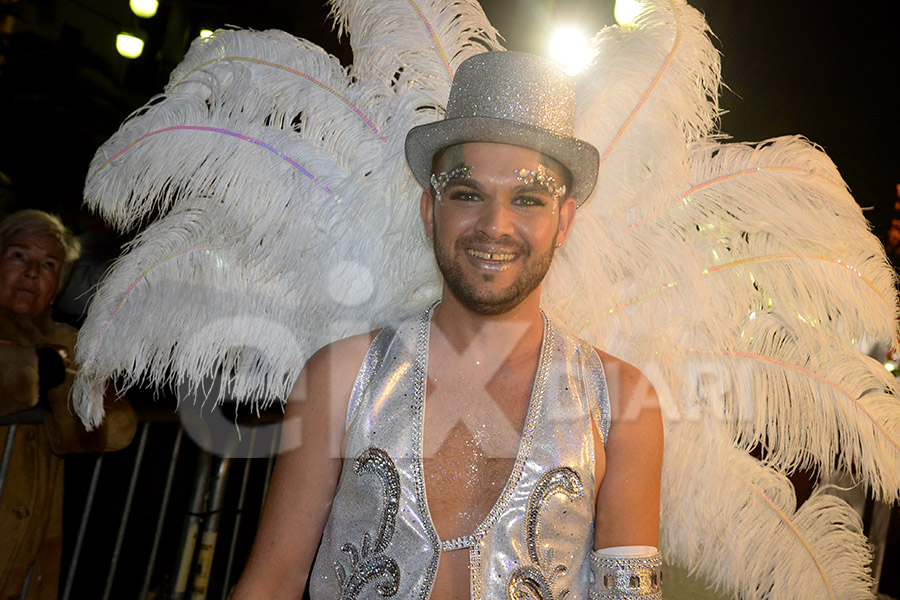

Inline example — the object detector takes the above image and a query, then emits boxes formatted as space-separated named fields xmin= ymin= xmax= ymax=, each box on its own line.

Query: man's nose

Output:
xmin=474 ymin=200 xmax=515 ymax=238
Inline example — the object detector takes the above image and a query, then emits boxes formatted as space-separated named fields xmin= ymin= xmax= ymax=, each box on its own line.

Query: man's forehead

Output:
xmin=434 ymin=142 xmax=564 ymax=177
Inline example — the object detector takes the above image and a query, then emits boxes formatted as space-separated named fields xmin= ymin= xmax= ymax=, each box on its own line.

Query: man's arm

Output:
xmin=232 ymin=332 xmax=376 ymax=599
xmin=593 ymin=351 xmax=663 ymax=549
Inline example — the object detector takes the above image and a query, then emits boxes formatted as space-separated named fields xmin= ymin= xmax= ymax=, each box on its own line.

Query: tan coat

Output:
xmin=0 ymin=309 xmax=136 ymax=600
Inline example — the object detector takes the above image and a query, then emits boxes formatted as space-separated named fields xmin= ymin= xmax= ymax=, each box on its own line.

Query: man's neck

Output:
xmin=431 ymin=288 xmax=545 ymax=368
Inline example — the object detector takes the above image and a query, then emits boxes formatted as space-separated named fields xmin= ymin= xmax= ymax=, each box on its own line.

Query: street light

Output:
xmin=116 ymin=33 xmax=144 ymax=59
xmin=615 ymin=0 xmax=643 ymax=27
xmin=130 ymin=0 xmax=159 ymax=19
xmin=547 ymin=25 xmax=593 ymax=75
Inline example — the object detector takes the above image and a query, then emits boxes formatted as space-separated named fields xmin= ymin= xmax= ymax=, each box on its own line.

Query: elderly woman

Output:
xmin=0 ymin=210 xmax=134 ymax=599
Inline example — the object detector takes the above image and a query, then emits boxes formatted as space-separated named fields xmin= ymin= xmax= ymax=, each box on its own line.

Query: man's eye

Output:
xmin=449 ymin=191 xmax=481 ymax=203
xmin=43 ymin=261 xmax=59 ymax=271
xmin=515 ymin=195 xmax=546 ymax=207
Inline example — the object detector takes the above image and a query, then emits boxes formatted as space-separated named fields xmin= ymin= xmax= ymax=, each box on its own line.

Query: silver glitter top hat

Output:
xmin=405 ymin=51 xmax=599 ymax=206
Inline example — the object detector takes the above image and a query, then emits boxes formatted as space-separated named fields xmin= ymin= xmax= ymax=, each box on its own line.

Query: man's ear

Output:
xmin=555 ymin=196 xmax=577 ymax=247
xmin=420 ymin=188 xmax=435 ymax=241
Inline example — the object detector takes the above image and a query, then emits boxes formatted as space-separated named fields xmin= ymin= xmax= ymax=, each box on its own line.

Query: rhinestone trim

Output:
xmin=591 ymin=550 xmax=663 ymax=600
xmin=430 ymin=165 xmax=474 ymax=203
xmin=412 ymin=304 xmax=442 ymax=599
xmin=524 ymin=467 xmax=584 ymax=566
xmin=584 ymin=343 xmax=611 ymax=447
xmin=471 ymin=314 xmax=554 ymax=599
xmin=506 ymin=467 xmax=583 ymax=599
xmin=440 ymin=535 xmax=476 ymax=552
xmin=514 ymin=166 xmax=567 ymax=200
xmin=333 ymin=447 xmax=402 ymax=598
xmin=411 ymin=305 xmax=554 ymax=599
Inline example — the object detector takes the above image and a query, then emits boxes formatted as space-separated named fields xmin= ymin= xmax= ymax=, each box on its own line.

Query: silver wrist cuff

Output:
xmin=590 ymin=549 xmax=662 ymax=599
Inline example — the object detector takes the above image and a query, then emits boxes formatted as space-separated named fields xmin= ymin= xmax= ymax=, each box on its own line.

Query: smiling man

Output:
xmin=235 ymin=52 xmax=663 ymax=600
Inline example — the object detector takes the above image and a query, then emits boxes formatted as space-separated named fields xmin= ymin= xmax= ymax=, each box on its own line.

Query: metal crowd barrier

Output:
xmin=1 ymin=405 xmax=282 ymax=600
xmin=1 ymin=403 xmax=898 ymax=598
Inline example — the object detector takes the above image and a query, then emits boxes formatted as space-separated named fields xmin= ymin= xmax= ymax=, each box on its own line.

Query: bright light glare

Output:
xmin=615 ymin=0 xmax=644 ymax=27
xmin=116 ymin=33 xmax=144 ymax=59
xmin=886 ymin=362 xmax=897 ymax=373
xmin=129 ymin=0 xmax=158 ymax=19
xmin=200 ymin=29 xmax=214 ymax=38
xmin=547 ymin=26 xmax=592 ymax=75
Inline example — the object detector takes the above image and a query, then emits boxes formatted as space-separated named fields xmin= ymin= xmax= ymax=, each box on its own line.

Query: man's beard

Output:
xmin=433 ymin=230 xmax=555 ymax=316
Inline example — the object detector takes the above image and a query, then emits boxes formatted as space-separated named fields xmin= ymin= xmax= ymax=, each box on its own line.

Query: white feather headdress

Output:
xmin=74 ymin=1 xmax=900 ymax=597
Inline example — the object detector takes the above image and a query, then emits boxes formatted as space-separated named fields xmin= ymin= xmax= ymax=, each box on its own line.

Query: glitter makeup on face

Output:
xmin=514 ymin=166 xmax=567 ymax=201
xmin=430 ymin=166 xmax=474 ymax=203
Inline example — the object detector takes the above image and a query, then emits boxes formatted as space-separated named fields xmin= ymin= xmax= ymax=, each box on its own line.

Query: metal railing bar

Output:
xmin=102 ymin=422 xmax=150 ymax=600
xmin=61 ymin=452 xmax=105 ymax=600
xmin=0 ymin=424 xmax=18 ymax=500
xmin=220 ymin=428 xmax=259 ymax=600
xmin=139 ymin=425 xmax=184 ymax=600
xmin=191 ymin=456 xmax=232 ymax=599
xmin=170 ymin=449 xmax=213 ymax=599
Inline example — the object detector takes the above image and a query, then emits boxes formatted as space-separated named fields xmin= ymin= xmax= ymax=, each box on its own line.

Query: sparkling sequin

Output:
xmin=333 ymin=447 xmax=402 ymax=598
xmin=445 ymin=55 xmax=576 ymax=136
xmin=590 ymin=551 xmax=662 ymax=599
xmin=515 ymin=166 xmax=568 ymax=201
xmin=430 ymin=165 xmax=474 ymax=203
xmin=524 ymin=468 xmax=584 ymax=566
xmin=440 ymin=535 xmax=476 ymax=552
xmin=507 ymin=565 xmax=554 ymax=599
xmin=313 ymin=305 xmax=612 ymax=598
xmin=470 ymin=316 xmax=554 ymax=599
xmin=412 ymin=307 xmax=442 ymax=598
xmin=506 ymin=467 xmax=583 ymax=599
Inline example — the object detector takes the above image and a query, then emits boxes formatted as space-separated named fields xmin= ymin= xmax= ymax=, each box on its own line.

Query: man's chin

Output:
xmin=444 ymin=284 xmax=534 ymax=316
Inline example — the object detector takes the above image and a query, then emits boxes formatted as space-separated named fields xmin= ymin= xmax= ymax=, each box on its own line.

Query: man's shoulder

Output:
xmin=306 ymin=329 xmax=382 ymax=375
xmin=590 ymin=347 xmax=660 ymax=429
xmin=593 ymin=348 xmax=640 ymax=375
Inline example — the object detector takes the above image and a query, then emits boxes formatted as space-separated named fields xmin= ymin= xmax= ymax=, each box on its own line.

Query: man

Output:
xmin=234 ymin=52 xmax=663 ymax=599
xmin=0 ymin=209 xmax=135 ymax=599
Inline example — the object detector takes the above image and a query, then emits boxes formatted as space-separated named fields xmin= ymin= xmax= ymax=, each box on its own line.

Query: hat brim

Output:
xmin=405 ymin=116 xmax=599 ymax=207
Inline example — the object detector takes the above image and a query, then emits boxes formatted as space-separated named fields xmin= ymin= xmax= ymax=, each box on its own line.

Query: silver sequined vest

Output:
xmin=309 ymin=308 xmax=611 ymax=599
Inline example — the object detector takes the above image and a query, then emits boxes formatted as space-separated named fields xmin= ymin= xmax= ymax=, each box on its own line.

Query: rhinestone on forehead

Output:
xmin=430 ymin=165 xmax=474 ymax=203
xmin=515 ymin=166 xmax=567 ymax=201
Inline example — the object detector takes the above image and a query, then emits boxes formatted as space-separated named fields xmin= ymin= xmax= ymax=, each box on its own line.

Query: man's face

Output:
xmin=0 ymin=233 xmax=64 ymax=320
xmin=420 ymin=142 xmax=576 ymax=315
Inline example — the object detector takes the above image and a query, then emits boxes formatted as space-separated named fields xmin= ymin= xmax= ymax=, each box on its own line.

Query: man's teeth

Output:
xmin=468 ymin=249 xmax=515 ymax=261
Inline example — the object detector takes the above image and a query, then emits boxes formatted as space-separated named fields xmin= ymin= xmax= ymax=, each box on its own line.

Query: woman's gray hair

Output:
xmin=0 ymin=209 xmax=82 ymax=292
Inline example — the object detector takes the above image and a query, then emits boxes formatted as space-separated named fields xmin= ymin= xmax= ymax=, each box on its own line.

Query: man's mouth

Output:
xmin=468 ymin=249 xmax=515 ymax=262
xmin=466 ymin=248 xmax=518 ymax=271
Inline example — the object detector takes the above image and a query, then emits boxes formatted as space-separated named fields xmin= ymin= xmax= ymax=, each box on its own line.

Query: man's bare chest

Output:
xmin=421 ymin=369 xmax=535 ymax=539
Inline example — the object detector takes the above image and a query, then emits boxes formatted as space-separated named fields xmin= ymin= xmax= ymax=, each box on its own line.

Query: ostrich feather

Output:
xmin=329 ymin=0 xmax=502 ymax=85
xmin=662 ymin=419 xmax=874 ymax=600
xmin=544 ymin=0 xmax=721 ymax=334
xmin=75 ymin=24 xmax=453 ymax=424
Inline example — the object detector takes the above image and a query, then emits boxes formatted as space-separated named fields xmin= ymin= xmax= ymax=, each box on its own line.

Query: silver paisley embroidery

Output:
xmin=334 ymin=447 xmax=402 ymax=598
xmin=507 ymin=467 xmax=584 ymax=600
